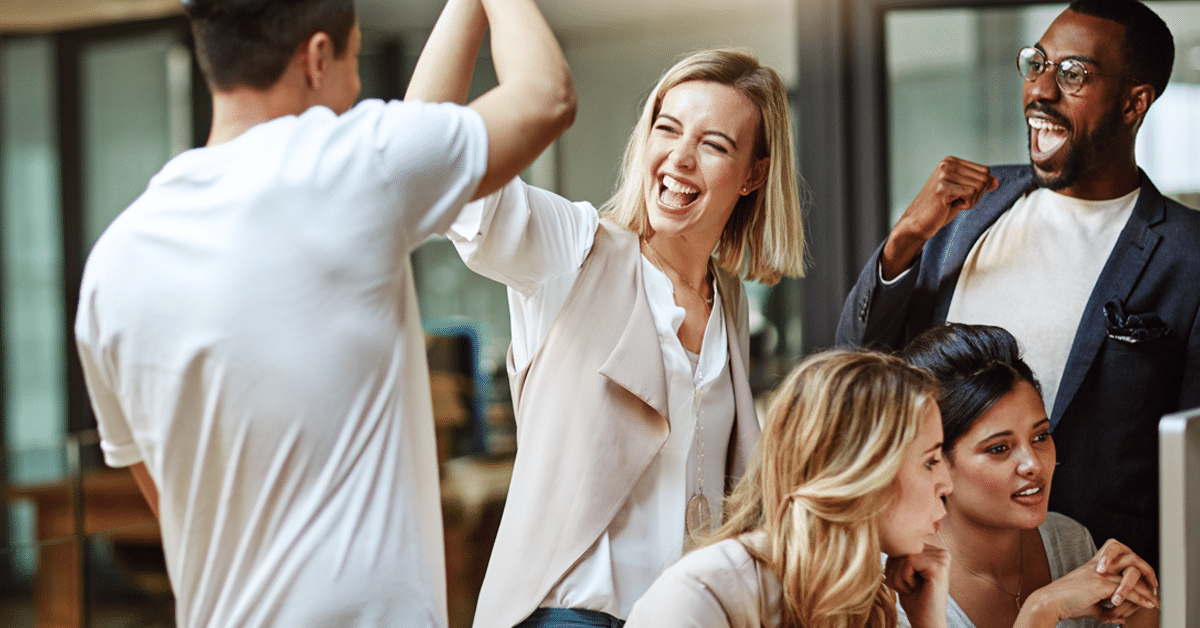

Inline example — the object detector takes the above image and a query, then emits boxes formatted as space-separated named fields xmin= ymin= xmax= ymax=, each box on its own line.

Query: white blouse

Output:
xmin=447 ymin=177 xmax=738 ymax=618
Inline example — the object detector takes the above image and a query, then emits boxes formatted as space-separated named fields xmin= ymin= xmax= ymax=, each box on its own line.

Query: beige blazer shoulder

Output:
xmin=625 ymin=535 xmax=782 ymax=628
xmin=472 ymin=220 xmax=760 ymax=628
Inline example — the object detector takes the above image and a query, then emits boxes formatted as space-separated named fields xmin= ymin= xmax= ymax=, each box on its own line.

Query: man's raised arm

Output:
xmin=406 ymin=0 xmax=576 ymax=201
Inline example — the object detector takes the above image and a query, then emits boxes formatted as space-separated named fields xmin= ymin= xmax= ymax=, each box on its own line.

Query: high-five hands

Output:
xmin=880 ymin=157 xmax=999 ymax=280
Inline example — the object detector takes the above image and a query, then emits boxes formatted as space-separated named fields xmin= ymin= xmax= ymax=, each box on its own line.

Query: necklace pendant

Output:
xmin=686 ymin=493 xmax=712 ymax=535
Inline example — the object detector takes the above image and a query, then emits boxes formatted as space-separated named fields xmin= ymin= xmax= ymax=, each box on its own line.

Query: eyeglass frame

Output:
xmin=1016 ymin=46 xmax=1139 ymax=94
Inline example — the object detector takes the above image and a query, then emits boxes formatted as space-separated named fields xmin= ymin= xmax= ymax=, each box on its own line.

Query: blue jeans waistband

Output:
xmin=516 ymin=608 xmax=625 ymax=628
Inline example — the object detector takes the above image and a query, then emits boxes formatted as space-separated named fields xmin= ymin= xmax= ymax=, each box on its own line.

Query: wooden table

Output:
xmin=7 ymin=468 xmax=159 ymax=628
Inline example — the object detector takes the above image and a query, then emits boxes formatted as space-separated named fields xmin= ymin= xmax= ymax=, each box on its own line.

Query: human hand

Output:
xmin=1092 ymin=538 xmax=1158 ymax=608
xmin=880 ymin=157 xmax=998 ymax=280
xmin=1019 ymin=539 xmax=1157 ymax=626
xmin=886 ymin=543 xmax=950 ymax=628
xmin=899 ymin=157 xmax=997 ymax=239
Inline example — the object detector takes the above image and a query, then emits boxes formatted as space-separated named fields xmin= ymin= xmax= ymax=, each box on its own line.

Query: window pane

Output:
xmin=1137 ymin=2 xmax=1200 ymax=208
xmin=2 ymin=36 xmax=66 ymax=483
xmin=82 ymin=31 xmax=191 ymax=249
xmin=2 ymin=34 xmax=67 ymax=588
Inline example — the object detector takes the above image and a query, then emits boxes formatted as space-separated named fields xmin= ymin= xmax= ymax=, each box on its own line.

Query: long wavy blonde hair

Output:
xmin=707 ymin=350 xmax=938 ymax=628
xmin=599 ymin=48 xmax=807 ymax=285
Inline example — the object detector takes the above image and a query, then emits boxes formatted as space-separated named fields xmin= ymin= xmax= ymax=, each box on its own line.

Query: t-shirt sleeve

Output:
xmin=74 ymin=295 xmax=142 ymax=468
xmin=369 ymin=99 xmax=489 ymax=250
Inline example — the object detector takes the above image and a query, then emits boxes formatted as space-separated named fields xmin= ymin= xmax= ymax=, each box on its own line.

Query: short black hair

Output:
xmin=1067 ymin=0 xmax=1175 ymax=101
xmin=183 ymin=0 xmax=356 ymax=91
xmin=901 ymin=323 xmax=1041 ymax=458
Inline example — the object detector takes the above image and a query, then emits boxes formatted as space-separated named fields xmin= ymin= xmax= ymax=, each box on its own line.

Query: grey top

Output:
xmin=900 ymin=512 xmax=1116 ymax=628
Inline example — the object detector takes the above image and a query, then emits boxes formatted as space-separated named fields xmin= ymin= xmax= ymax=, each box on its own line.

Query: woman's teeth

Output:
xmin=663 ymin=175 xmax=698 ymax=194
xmin=1014 ymin=486 xmax=1040 ymax=497
xmin=660 ymin=174 xmax=700 ymax=208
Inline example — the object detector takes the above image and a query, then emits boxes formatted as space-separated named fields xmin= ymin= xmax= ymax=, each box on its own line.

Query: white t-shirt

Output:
xmin=75 ymin=99 xmax=487 ymax=628
xmin=945 ymin=187 xmax=1138 ymax=413
xmin=448 ymin=178 xmax=738 ymax=618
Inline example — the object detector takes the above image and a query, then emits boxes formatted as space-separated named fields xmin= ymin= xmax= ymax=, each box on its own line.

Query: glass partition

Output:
xmin=81 ymin=30 xmax=192 ymax=250
xmin=1 ymin=436 xmax=165 ymax=627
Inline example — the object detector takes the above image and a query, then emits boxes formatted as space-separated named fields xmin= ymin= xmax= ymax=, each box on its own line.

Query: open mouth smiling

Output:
xmin=659 ymin=174 xmax=700 ymax=209
xmin=1011 ymin=481 xmax=1047 ymax=505
xmin=1028 ymin=116 xmax=1069 ymax=161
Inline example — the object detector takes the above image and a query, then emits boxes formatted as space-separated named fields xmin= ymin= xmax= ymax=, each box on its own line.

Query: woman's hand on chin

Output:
xmin=885 ymin=543 xmax=950 ymax=628
xmin=1016 ymin=539 xmax=1159 ymax=627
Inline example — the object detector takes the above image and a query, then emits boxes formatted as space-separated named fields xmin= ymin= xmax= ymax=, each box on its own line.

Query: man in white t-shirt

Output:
xmin=838 ymin=0 xmax=1199 ymax=570
xmin=74 ymin=1 xmax=574 ymax=626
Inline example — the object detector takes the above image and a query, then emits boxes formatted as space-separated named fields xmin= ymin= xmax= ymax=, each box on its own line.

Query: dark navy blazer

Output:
xmin=837 ymin=164 xmax=1200 ymax=568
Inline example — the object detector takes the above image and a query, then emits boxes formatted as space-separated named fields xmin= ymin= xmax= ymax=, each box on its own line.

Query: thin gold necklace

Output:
xmin=938 ymin=529 xmax=1024 ymax=611
xmin=642 ymin=237 xmax=713 ymax=535
xmin=641 ymin=238 xmax=713 ymax=308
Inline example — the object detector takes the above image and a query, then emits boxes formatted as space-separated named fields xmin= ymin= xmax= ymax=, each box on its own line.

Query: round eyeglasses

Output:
xmin=1016 ymin=47 xmax=1134 ymax=94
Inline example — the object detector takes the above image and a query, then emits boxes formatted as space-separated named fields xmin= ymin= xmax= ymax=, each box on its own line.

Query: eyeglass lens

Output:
xmin=1017 ymin=47 xmax=1086 ymax=93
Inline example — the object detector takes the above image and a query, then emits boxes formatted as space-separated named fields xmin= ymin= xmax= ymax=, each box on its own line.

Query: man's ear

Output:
xmin=302 ymin=31 xmax=335 ymax=91
xmin=1123 ymin=83 xmax=1154 ymax=127
xmin=741 ymin=156 xmax=770 ymax=196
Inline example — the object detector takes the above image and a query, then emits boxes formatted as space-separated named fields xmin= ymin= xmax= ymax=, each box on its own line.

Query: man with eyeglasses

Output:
xmin=838 ymin=0 xmax=1199 ymax=572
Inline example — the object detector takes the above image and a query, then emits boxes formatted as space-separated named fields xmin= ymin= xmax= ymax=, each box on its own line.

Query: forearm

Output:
xmin=462 ymin=0 xmax=576 ymax=199
xmin=405 ymin=0 xmax=487 ymax=104
xmin=477 ymin=0 xmax=576 ymax=150
xmin=482 ymin=0 xmax=573 ymax=110
xmin=1011 ymin=594 xmax=1062 ymax=628
xmin=880 ymin=222 xmax=929 ymax=281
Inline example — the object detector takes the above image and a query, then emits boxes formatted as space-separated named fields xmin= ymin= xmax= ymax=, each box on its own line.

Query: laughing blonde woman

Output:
xmin=405 ymin=2 xmax=807 ymax=626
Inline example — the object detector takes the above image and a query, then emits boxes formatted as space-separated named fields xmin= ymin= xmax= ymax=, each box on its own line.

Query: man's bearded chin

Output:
xmin=1029 ymin=103 xmax=1122 ymax=191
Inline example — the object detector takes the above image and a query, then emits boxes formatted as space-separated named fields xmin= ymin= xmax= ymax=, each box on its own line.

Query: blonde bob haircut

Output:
xmin=600 ymin=48 xmax=806 ymax=285
xmin=706 ymin=350 xmax=938 ymax=628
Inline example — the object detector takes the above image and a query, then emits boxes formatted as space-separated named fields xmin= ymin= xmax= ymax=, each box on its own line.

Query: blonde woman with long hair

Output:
xmin=407 ymin=1 xmax=807 ymax=626
xmin=626 ymin=350 xmax=954 ymax=628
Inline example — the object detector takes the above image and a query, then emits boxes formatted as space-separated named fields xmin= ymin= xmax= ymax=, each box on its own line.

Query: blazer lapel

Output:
xmin=598 ymin=297 xmax=671 ymax=421
xmin=598 ymin=226 xmax=671 ymax=422
xmin=1050 ymin=174 xmax=1165 ymax=427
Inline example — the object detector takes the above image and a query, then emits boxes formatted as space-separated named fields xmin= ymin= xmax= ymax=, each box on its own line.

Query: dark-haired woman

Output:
xmin=901 ymin=323 xmax=1159 ymax=628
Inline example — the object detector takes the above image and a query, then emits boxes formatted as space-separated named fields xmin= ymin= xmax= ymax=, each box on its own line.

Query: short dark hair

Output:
xmin=901 ymin=323 xmax=1041 ymax=458
xmin=1067 ymin=0 xmax=1175 ymax=100
xmin=183 ymin=0 xmax=356 ymax=91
